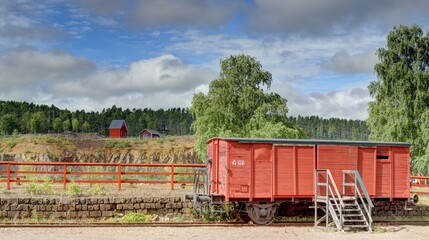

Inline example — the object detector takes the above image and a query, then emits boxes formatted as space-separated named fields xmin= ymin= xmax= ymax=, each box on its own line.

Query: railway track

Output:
xmin=0 ymin=221 xmax=427 ymax=228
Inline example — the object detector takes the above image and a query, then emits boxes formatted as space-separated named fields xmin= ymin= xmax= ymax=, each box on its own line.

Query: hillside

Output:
xmin=0 ymin=134 xmax=199 ymax=164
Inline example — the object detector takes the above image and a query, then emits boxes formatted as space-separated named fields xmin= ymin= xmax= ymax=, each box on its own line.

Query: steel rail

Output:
xmin=0 ymin=221 xmax=428 ymax=228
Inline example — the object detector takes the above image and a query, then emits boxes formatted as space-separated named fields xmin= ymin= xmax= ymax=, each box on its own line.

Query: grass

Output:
xmin=105 ymin=139 xmax=131 ymax=148
xmin=121 ymin=213 xmax=152 ymax=223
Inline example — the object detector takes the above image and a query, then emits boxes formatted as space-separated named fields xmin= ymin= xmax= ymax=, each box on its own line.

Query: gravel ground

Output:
xmin=1 ymin=226 xmax=429 ymax=240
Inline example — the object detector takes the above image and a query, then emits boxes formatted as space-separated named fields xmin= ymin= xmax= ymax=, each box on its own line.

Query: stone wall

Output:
xmin=1 ymin=196 xmax=428 ymax=220
xmin=0 ymin=196 xmax=192 ymax=219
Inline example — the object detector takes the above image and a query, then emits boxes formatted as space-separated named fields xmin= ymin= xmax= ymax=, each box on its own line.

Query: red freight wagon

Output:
xmin=188 ymin=137 xmax=411 ymax=227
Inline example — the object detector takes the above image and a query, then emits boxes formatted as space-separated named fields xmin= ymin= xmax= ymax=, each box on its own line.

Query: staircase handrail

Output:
xmin=327 ymin=170 xmax=345 ymax=208
xmin=355 ymin=187 xmax=373 ymax=224
xmin=342 ymin=170 xmax=373 ymax=230
xmin=315 ymin=169 xmax=344 ymax=230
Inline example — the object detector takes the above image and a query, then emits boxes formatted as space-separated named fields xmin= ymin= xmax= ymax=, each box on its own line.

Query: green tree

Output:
xmin=53 ymin=117 xmax=62 ymax=133
xmin=367 ymin=25 xmax=429 ymax=174
xmin=72 ymin=118 xmax=79 ymax=132
xmin=82 ymin=121 xmax=91 ymax=133
xmin=29 ymin=112 xmax=48 ymax=134
xmin=20 ymin=111 xmax=32 ymax=134
xmin=190 ymin=54 xmax=300 ymax=160
xmin=0 ymin=114 xmax=18 ymax=135
xmin=62 ymin=119 xmax=71 ymax=132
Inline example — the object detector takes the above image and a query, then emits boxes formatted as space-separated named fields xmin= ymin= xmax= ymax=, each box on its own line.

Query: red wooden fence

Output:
xmin=410 ymin=175 xmax=429 ymax=195
xmin=0 ymin=162 xmax=206 ymax=190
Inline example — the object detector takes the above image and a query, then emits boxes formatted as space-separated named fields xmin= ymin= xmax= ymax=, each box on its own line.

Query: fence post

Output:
xmin=118 ymin=164 xmax=122 ymax=190
xmin=63 ymin=164 xmax=67 ymax=189
xmin=170 ymin=165 xmax=174 ymax=190
xmin=7 ymin=163 xmax=11 ymax=190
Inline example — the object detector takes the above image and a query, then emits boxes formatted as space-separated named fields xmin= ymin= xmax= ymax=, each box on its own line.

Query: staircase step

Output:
xmin=344 ymin=204 xmax=358 ymax=207
xmin=344 ymin=219 xmax=366 ymax=224
xmin=344 ymin=225 xmax=369 ymax=228
xmin=342 ymin=214 xmax=363 ymax=217
xmin=341 ymin=208 xmax=361 ymax=212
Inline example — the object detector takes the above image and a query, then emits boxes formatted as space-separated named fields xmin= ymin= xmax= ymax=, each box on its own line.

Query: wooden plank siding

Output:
xmin=207 ymin=138 xmax=410 ymax=202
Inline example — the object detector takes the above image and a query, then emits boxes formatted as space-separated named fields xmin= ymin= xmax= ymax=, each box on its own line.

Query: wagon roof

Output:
xmin=208 ymin=137 xmax=411 ymax=147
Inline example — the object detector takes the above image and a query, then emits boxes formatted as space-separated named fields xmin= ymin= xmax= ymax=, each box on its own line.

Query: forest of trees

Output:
xmin=0 ymin=101 xmax=193 ymax=137
xmin=288 ymin=116 xmax=369 ymax=141
xmin=0 ymin=100 xmax=369 ymax=140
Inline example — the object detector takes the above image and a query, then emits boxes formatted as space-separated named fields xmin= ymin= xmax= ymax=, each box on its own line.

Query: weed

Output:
xmin=373 ymin=227 xmax=395 ymax=233
xmin=25 ymin=178 xmax=54 ymax=195
xmin=41 ymin=178 xmax=54 ymax=194
xmin=89 ymin=184 xmax=104 ymax=196
xmin=0 ymin=184 xmax=9 ymax=194
xmin=48 ymin=212 xmax=58 ymax=222
xmin=106 ymin=140 xmax=130 ymax=148
xmin=121 ymin=212 xmax=152 ymax=223
xmin=117 ymin=141 xmax=131 ymax=148
xmin=30 ymin=209 xmax=39 ymax=223
xmin=7 ymin=140 xmax=16 ymax=150
xmin=26 ymin=180 xmax=40 ymax=195
xmin=67 ymin=181 xmax=81 ymax=196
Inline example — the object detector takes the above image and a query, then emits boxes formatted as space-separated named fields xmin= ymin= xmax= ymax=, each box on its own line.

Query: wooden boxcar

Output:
xmin=201 ymin=137 xmax=411 ymax=224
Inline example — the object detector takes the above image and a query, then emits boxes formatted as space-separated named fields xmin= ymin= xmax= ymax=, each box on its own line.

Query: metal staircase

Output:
xmin=315 ymin=169 xmax=373 ymax=232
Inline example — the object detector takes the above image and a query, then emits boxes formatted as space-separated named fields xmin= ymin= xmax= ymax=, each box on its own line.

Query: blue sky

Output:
xmin=1 ymin=0 xmax=429 ymax=119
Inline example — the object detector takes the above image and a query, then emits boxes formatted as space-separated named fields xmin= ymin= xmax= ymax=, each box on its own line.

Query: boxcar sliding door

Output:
xmin=274 ymin=145 xmax=315 ymax=197
xmin=317 ymin=145 xmax=358 ymax=195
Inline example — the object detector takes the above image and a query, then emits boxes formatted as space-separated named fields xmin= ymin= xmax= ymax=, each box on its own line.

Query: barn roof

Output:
xmin=109 ymin=120 xmax=128 ymax=130
xmin=208 ymin=137 xmax=411 ymax=147
xmin=140 ymin=128 xmax=163 ymax=137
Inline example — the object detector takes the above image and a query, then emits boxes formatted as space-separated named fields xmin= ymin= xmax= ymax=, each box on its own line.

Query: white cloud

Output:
xmin=167 ymin=30 xmax=377 ymax=119
xmin=167 ymin=30 xmax=384 ymax=89
xmin=273 ymin=81 xmax=371 ymax=120
xmin=248 ymin=0 xmax=429 ymax=35
xmin=0 ymin=1 xmax=66 ymax=47
xmin=322 ymin=50 xmax=379 ymax=74
xmin=0 ymin=47 xmax=95 ymax=89
xmin=0 ymin=48 xmax=215 ymax=111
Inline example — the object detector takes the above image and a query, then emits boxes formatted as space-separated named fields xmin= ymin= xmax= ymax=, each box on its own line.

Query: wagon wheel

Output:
xmin=246 ymin=203 xmax=277 ymax=225
xmin=234 ymin=203 xmax=251 ymax=223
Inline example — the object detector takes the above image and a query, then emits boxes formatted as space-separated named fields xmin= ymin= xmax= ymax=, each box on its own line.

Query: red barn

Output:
xmin=109 ymin=120 xmax=128 ymax=138
xmin=139 ymin=129 xmax=163 ymax=139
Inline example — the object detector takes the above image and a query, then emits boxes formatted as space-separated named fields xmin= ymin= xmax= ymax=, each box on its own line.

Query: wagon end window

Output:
xmin=376 ymin=155 xmax=389 ymax=160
